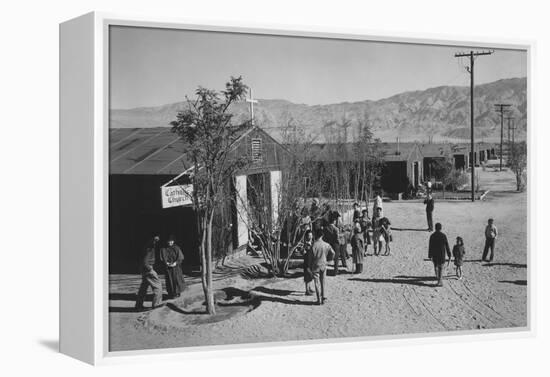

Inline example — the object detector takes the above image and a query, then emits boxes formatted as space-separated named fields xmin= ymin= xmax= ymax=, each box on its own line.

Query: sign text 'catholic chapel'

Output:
xmin=161 ymin=184 xmax=193 ymax=208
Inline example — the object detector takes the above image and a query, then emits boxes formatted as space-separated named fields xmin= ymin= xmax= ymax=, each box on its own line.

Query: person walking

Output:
xmin=302 ymin=230 xmax=315 ymax=296
xmin=160 ymin=235 xmax=186 ymax=299
xmin=452 ymin=236 xmax=466 ymax=279
xmin=310 ymin=226 xmax=335 ymax=305
xmin=428 ymin=223 xmax=451 ymax=287
xmin=482 ymin=218 xmax=498 ymax=262
xmin=135 ymin=235 xmax=163 ymax=309
xmin=351 ymin=222 xmax=365 ymax=274
xmin=424 ymin=193 xmax=435 ymax=231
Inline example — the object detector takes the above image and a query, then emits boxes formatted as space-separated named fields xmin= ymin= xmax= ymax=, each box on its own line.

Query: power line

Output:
xmin=454 ymin=50 xmax=494 ymax=202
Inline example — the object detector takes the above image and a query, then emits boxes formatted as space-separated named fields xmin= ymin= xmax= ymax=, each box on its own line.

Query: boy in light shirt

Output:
xmin=482 ymin=218 xmax=498 ymax=262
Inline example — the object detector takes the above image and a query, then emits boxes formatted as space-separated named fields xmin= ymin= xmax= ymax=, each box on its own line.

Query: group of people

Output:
xmin=423 ymin=184 xmax=499 ymax=285
xmin=427 ymin=218 xmax=498 ymax=286
xmin=133 ymin=190 xmax=501 ymax=308
xmin=298 ymin=194 xmax=394 ymax=305
xmin=135 ymin=235 xmax=186 ymax=310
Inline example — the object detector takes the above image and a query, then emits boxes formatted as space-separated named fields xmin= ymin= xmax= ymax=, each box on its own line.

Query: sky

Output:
xmin=109 ymin=26 xmax=527 ymax=109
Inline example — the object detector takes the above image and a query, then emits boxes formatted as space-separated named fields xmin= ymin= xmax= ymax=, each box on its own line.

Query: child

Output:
xmin=379 ymin=216 xmax=392 ymax=256
xmin=302 ymin=230 xmax=314 ymax=295
xmin=452 ymin=236 xmax=466 ymax=279
xmin=360 ymin=209 xmax=371 ymax=256
xmin=482 ymin=218 xmax=498 ymax=262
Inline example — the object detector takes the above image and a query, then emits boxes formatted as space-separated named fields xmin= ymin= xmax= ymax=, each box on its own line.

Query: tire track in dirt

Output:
xmin=458 ymin=279 xmax=518 ymax=327
xmin=402 ymin=286 xmax=447 ymax=330
xmin=446 ymin=278 xmax=502 ymax=328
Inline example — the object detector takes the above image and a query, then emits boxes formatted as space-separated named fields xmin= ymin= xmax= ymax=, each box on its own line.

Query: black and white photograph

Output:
xmin=107 ymin=25 xmax=528 ymax=352
xmin=6 ymin=0 xmax=550 ymax=374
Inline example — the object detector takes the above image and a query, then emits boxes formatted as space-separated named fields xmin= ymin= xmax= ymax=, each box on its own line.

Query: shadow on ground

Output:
xmin=349 ymin=275 xmax=437 ymax=287
xmin=499 ymin=280 xmax=527 ymax=286
xmin=109 ymin=292 xmax=173 ymax=313
xmin=38 ymin=339 xmax=59 ymax=352
xmin=142 ymin=285 xmax=318 ymax=329
xmin=483 ymin=263 xmax=527 ymax=268
xmin=392 ymin=227 xmax=429 ymax=232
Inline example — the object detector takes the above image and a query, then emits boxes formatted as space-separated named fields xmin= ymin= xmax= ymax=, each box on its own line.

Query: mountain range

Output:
xmin=110 ymin=77 xmax=527 ymax=143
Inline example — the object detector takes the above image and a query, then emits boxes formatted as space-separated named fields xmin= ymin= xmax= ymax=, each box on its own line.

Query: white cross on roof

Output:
xmin=246 ymin=88 xmax=258 ymax=125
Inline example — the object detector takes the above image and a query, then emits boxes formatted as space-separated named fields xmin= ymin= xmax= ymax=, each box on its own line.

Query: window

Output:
xmin=251 ymin=138 xmax=263 ymax=162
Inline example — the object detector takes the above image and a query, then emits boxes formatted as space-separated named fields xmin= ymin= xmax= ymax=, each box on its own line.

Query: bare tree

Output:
xmin=170 ymin=76 xmax=251 ymax=315
xmin=509 ymin=141 xmax=527 ymax=191
xmin=236 ymin=119 xmax=320 ymax=276
xmin=432 ymin=157 xmax=453 ymax=198
xmin=351 ymin=113 xmax=384 ymax=208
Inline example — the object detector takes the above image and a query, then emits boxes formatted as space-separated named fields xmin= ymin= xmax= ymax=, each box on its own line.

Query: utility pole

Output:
xmin=494 ymin=103 xmax=511 ymax=171
xmin=505 ymin=115 xmax=514 ymax=164
xmin=509 ymin=122 xmax=518 ymax=166
xmin=455 ymin=50 xmax=493 ymax=202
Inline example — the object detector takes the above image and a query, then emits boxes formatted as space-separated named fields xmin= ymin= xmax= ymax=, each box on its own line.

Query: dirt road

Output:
xmin=109 ymin=171 xmax=527 ymax=352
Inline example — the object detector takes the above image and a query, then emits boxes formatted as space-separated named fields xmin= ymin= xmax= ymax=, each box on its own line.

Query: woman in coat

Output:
xmin=351 ymin=223 xmax=365 ymax=274
xmin=302 ymin=230 xmax=314 ymax=295
xmin=160 ymin=235 xmax=186 ymax=298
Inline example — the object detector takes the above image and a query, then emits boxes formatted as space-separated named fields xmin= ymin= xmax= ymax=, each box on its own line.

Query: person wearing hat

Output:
xmin=160 ymin=235 xmax=185 ymax=299
xmin=135 ymin=235 xmax=163 ymax=309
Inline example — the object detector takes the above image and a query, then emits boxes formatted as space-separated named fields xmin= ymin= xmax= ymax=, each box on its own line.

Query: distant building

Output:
xmin=378 ymin=142 xmax=424 ymax=193
xmin=419 ymin=143 xmax=454 ymax=180
xmin=450 ymin=142 xmax=497 ymax=170
xmin=304 ymin=141 xmax=424 ymax=196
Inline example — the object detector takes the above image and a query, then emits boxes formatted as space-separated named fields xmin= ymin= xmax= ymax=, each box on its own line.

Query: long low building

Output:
xmin=109 ymin=126 xmax=290 ymax=274
xmin=419 ymin=142 xmax=497 ymax=181
xmin=304 ymin=141 xmax=424 ymax=196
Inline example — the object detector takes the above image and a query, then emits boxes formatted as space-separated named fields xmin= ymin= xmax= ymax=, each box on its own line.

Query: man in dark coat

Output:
xmin=324 ymin=212 xmax=346 ymax=275
xmin=428 ymin=222 xmax=451 ymax=287
xmin=424 ymin=193 xmax=435 ymax=231
xmin=160 ymin=235 xmax=186 ymax=299
xmin=135 ymin=235 xmax=163 ymax=309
